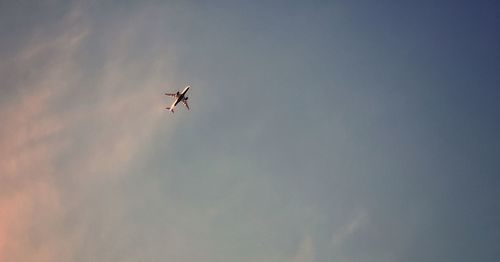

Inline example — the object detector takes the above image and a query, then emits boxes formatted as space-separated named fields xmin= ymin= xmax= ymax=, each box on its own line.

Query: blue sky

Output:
xmin=1 ymin=1 xmax=499 ymax=261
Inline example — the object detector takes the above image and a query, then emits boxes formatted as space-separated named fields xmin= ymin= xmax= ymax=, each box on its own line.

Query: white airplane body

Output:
xmin=165 ymin=85 xmax=190 ymax=113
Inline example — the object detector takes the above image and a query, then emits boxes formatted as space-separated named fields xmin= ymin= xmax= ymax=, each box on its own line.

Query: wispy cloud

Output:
xmin=291 ymin=233 xmax=315 ymax=262
xmin=331 ymin=209 xmax=369 ymax=248
xmin=0 ymin=4 xmax=171 ymax=261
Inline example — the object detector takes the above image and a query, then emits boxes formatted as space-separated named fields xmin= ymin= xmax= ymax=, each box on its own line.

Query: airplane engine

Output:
xmin=184 ymin=97 xmax=188 ymax=100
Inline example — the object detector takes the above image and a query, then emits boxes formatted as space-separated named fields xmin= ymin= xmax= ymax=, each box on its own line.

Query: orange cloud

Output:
xmin=0 ymin=84 xmax=66 ymax=261
xmin=0 ymin=7 xmax=168 ymax=260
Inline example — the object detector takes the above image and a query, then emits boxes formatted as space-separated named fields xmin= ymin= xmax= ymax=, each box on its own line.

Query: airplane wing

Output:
xmin=165 ymin=93 xmax=177 ymax=97
xmin=182 ymin=100 xmax=190 ymax=110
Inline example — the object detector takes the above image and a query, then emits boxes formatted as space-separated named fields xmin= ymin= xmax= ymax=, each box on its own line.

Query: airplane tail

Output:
xmin=166 ymin=107 xmax=174 ymax=113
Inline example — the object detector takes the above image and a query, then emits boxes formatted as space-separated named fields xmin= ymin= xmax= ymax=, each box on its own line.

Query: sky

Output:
xmin=1 ymin=1 xmax=499 ymax=261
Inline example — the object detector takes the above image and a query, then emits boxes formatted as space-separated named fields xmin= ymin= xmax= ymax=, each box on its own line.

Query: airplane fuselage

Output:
xmin=168 ymin=85 xmax=190 ymax=112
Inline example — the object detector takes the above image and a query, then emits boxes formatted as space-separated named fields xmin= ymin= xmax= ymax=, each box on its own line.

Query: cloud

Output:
xmin=291 ymin=233 xmax=316 ymax=262
xmin=0 ymin=87 xmax=68 ymax=261
xmin=331 ymin=209 xmax=369 ymax=248
xmin=0 ymin=4 xmax=171 ymax=261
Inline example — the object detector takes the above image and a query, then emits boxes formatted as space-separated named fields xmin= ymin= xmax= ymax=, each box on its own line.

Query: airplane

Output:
xmin=165 ymin=85 xmax=190 ymax=113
